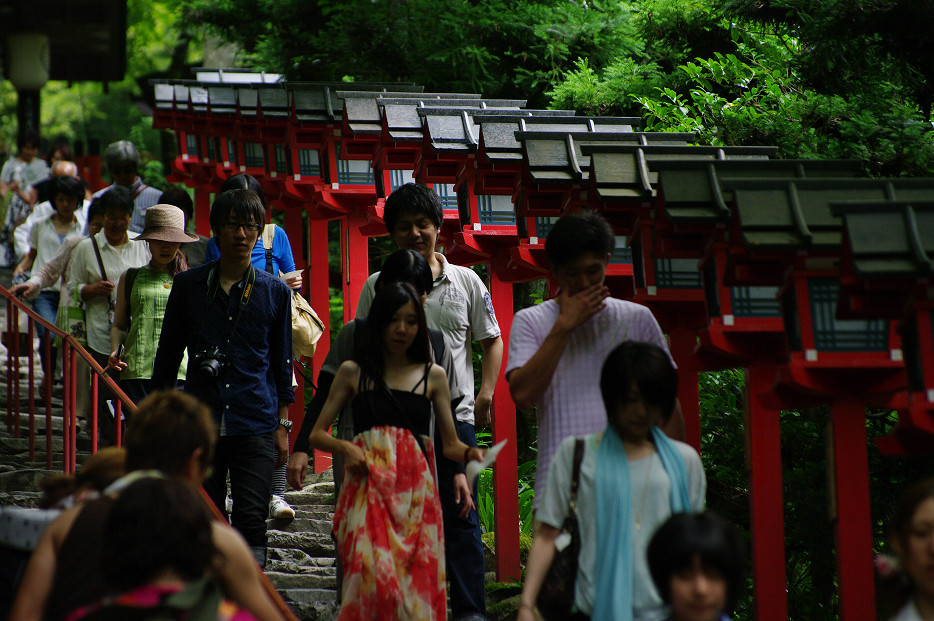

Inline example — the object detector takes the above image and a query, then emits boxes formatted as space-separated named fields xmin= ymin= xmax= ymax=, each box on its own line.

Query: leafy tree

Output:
xmin=180 ymin=0 xmax=646 ymax=107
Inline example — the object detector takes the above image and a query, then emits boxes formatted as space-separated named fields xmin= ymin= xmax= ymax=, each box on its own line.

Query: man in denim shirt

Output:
xmin=153 ymin=189 xmax=293 ymax=566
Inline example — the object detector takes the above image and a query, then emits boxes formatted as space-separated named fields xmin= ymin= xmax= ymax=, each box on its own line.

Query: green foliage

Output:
xmin=181 ymin=0 xmax=646 ymax=107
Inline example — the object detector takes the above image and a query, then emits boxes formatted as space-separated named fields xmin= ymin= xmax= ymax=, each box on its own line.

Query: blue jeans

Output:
xmin=435 ymin=421 xmax=487 ymax=620
xmin=204 ymin=432 xmax=275 ymax=566
xmin=32 ymin=290 xmax=59 ymax=376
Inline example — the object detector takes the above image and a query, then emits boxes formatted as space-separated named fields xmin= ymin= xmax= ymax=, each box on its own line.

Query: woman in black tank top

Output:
xmin=308 ymin=283 xmax=484 ymax=621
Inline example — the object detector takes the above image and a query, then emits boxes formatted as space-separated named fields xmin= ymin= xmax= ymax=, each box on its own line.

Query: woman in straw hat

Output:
xmin=106 ymin=204 xmax=198 ymax=404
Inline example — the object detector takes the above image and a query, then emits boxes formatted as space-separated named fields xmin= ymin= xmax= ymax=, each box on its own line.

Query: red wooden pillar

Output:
xmin=744 ymin=362 xmax=788 ymax=621
xmin=308 ymin=216 xmax=333 ymax=474
xmin=667 ymin=323 xmax=701 ymax=450
xmin=831 ymin=397 xmax=875 ymax=621
xmin=489 ymin=265 xmax=521 ymax=582
xmin=341 ymin=211 xmax=369 ymax=323
xmin=194 ymin=187 xmax=212 ymax=237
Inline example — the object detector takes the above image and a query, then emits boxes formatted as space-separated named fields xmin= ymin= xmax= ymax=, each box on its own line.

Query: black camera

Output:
xmin=193 ymin=345 xmax=228 ymax=381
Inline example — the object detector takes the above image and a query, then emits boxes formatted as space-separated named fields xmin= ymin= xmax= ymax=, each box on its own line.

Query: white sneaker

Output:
xmin=269 ymin=496 xmax=295 ymax=519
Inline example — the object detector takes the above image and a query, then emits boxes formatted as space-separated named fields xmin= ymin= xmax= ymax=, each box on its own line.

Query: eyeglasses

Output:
xmin=221 ymin=221 xmax=262 ymax=233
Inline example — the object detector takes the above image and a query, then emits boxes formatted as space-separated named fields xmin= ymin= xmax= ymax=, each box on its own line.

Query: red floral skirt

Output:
xmin=334 ymin=426 xmax=446 ymax=620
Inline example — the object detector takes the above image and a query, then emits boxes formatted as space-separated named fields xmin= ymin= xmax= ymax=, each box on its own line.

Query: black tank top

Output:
xmin=351 ymin=362 xmax=432 ymax=439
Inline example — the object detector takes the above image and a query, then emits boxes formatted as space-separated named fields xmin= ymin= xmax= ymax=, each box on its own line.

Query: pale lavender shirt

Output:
xmin=506 ymin=297 xmax=673 ymax=506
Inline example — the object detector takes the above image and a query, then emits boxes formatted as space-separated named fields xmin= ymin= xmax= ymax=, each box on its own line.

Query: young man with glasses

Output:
xmin=153 ymin=189 xmax=294 ymax=567
xmin=91 ymin=141 xmax=162 ymax=234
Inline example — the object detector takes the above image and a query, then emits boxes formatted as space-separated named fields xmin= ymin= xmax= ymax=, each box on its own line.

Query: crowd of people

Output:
xmin=1 ymin=137 xmax=926 ymax=621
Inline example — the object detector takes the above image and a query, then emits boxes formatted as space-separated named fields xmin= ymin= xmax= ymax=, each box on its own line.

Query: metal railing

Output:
xmin=3 ymin=284 xmax=135 ymax=473
xmin=1 ymin=284 xmax=299 ymax=621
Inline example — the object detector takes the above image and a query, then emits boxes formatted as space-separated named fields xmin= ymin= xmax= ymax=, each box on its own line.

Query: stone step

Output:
xmin=265 ymin=571 xmax=337 ymax=590
xmin=266 ymin=529 xmax=335 ymax=558
xmin=267 ymin=517 xmax=333 ymax=536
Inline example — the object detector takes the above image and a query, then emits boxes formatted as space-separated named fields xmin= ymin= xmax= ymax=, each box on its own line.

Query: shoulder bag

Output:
xmin=263 ymin=224 xmax=325 ymax=358
xmin=536 ymin=436 xmax=586 ymax=621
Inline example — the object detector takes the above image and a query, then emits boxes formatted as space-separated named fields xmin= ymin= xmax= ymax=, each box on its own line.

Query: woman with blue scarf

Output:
xmin=518 ymin=341 xmax=706 ymax=621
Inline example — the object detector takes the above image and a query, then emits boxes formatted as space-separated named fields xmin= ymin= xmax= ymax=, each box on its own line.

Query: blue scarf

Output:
xmin=593 ymin=426 xmax=692 ymax=620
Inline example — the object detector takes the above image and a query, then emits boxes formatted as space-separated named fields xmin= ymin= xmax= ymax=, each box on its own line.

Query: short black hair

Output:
xmin=49 ymin=175 xmax=85 ymax=205
xmin=600 ymin=341 xmax=677 ymax=424
xmin=544 ymin=210 xmax=615 ymax=269
xmin=159 ymin=187 xmax=194 ymax=223
xmin=647 ymin=512 xmax=746 ymax=613
xmin=383 ymin=183 xmax=443 ymax=235
xmin=87 ymin=196 xmax=107 ymax=222
xmin=220 ymin=173 xmax=268 ymax=216
xmin=99 ymin=185 xmax=134 ymax=217
xmin=375 ymin=249 xmax=433 ymax=297
xmin=209 ymin=189 xmax=265 ymax=235
xmin=103 ymin=477 xmax=214 ymax=591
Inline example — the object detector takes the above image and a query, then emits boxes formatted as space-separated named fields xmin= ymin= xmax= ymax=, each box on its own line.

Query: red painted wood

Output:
xmin=667 ymin=324 xmax=701 ymax=450
xmin=489 ymin=270 xmax=522 ymax=582
xmin=342 ymin=211 xmax=370 ymax=323
xmin=194 ymin=187 xmax=212 ymax=237
xmin=744 ymin=362 xmax=789 ymax=621
xmin=831 ymin=397 xmax=876 ymax=621
xmin=308 ymin=217 xmax=333 ymax=474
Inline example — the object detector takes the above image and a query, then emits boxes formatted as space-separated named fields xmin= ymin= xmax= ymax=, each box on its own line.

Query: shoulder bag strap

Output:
xmin=262 ymin=224 xmax=275 ymax=274
xmin=569 ymin=437 xmax=585 ymax=514
xmin=130 ymin=183 xmax=148 ymax=200
xmin=124 ymin=267 xmax=140 ymax=314
xmin=90 ymin=235 xmax=108 ymax=281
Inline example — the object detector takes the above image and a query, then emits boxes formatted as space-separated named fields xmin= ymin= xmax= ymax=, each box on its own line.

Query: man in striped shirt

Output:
xmin=506 ymin=211 xmax=683 ymax=507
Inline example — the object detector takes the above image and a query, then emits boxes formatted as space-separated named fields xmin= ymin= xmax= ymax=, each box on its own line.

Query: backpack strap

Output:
xmin=124 ymin=267 xmax=140 ymax=315
xmin=261 ymin=224 xmax=275 ymax=274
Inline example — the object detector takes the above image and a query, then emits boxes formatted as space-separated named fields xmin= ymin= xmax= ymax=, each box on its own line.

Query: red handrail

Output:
xmin=1 ymin=284 xmax=300 ymax=621
xmin=3 ymin=285 xmax=136 ymax=472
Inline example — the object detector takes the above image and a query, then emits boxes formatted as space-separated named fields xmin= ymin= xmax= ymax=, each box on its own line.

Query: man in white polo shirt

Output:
xmin=355 ymin=183 xmax=502 ymax=621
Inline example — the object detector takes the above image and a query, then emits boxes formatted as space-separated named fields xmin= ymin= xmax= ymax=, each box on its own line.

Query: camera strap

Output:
xmin=203 ymin=264 xmax=256 ymax=353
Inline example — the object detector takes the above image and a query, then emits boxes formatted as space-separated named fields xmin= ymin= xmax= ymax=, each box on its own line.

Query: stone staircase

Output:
xmin=0 ymin=287 xmax=342 ymax=621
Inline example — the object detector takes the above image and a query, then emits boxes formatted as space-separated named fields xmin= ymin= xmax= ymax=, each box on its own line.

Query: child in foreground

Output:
xmin=647 ymin=511 xmax=746 ymax=621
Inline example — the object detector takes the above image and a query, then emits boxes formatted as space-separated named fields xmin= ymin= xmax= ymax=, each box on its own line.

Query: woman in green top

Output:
xmin=107 ymin=204 xmax=198 ymax=404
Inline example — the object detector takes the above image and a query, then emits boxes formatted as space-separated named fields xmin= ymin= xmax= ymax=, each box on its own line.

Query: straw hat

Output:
xmin=136 ymin=204 xmax=199 ymax=243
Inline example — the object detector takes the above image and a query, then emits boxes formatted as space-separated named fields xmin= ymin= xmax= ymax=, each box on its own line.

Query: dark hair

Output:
xmin=647 ymin=512 xmax=746 ymax=614
xmin=87 ymin=196 xmax=107 ymax=222
xmin=18 ymin=129 xmax=40 ymax=151
xmin=545 ymin=210 xmax=615 ymax=269
xmin=124 ymin=391 xmax=216 ymax=477
xmin=46 ymin=139 xmax=73 ymax=163
xmin=159 ymin=187 xmax=195 ymax=223
xmin=375 ymin=249 xmax=433 ymax=297
xmin=600 ymin=341 xmax=677 ymax=424
xmin=220 ymin=173 xmax=268 ymax=216
xmin=355 ymin=282 xmax=430 ymax=392
xmin=38 ymin=447 xmax=126 ymax=509
xmin=99 ymin=185 xmax=134 ymax=217
xmin=891 ymin=478 xmax=934 ymax=543
xmin=383 ymin=183 xmax=443 ymax=235
xmin=49 ymin=175 xmax=85 ymax=206
xmin=209 ymin=188 xmax=266 ymax=235
xmin=103 ymin=477 xmax=214 ymax=590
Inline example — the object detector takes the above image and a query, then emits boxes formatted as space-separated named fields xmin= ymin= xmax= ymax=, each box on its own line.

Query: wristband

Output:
xmin=463 ymin=446 xmax=472 ymax=463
